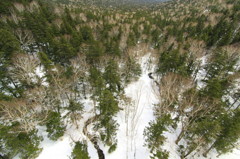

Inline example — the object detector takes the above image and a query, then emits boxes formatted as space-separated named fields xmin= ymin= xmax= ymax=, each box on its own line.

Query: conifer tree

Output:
xmin=104 ymin=60 xmax=121 ymax=93
xmin=214 ymin=109 xmax=240 ymax=154
xmin=46 ymin=111 xmax=66 ymax=141
xmin=144 ymin=114 xmax=173 ymax=159
xmin=71 ymin=141 xmax=90 ymax=159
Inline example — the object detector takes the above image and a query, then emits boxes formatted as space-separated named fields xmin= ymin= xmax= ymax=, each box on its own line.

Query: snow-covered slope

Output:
xmin=36 ymin=53 xmax=158 ymax=159
xmin=35 ymin=53 xmax=240 ymax=159
xmin=104 ymin=53 xmax=159 ymax=159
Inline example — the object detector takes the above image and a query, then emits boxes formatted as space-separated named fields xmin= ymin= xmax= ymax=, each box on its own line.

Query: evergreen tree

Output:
xmin=99 ymin=89 xmax=119 ymax=116
xmin=46 ymin=111 xmax=66 ymax=141
xmin=181 ymin=118 xmax=221 ymax=158
xmin=105 ymin=40 xmax=121 ymax=57
xmin=144 ymin=114 xmax=173 ymax=159
xmin=214 ymin=109 xmax=240 ymax=154
xmin=204 ymin=49 xmax=238 ymax=80
xmin=127 ymin=32 xmax=137 ymax=47
xmin=54 ymin=37 xmax=76 ymax=63
xmin=87 ymin=41 xmax=103 ymax=64
xmin=201 ymin=78 xmax=228 ymax=99
xmin=0 ymin=29 xmax=20 ymax=59
xmin=97 ymin=89 xmax=119 ymax=147
xmin=38 ymin=52 xmax=53 ymax=70
xmin=157 ymin=48 xmax=190 ymax=76
xmin=71 ymin=141 xmax=90 ymax=159
xmin=66 ymin=99 xmax=84 ymax=127
xmin=0 ymin=124 xmax=42 ymax=159
xmin=0 ymin=29 xmax=23 ymax=98
xmin=70 ymin=31 xmax=83 ymax=52
xmin=89 ymin=67 xmax=105 ymax=97
xmin=104 ymin=60 xmax=121 ymax=92
xmin=81 ymin=26 xmax=94 ymax=43
xmin=122 ymin=57 xmax=141 ymax=84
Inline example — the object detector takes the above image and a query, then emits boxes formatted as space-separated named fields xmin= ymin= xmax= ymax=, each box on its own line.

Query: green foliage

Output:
xmin=233 ymin=2 xmax=240 ymax=12
xmin=0 ymin=1 xmax=13 ymax=15
xmin=63 ymin=8 xmax=76 ymax=27
xmin=178 ymin=116 xmax=222 ymax=158
xmin=53 ymin=37 xmax=77 ymax=63
xmin=151 ymin=29 xmax=162 ymax=48
xmin=144 ymin=114 xmax=173 ymax=159
xmin=0 ymin=29 xmax=20 ymax=59
xmin=99 ymin=89 xmax=119 ymax=116
xmin=201 ymin=78 xmax=228 ymax=99
xmin=204 ymin=49 xmax=238 ymax=80
xmin=89 ymin=67 xmax=105 ymax=97
xmin=214 ymin=109 xmax=240 ymax=154
xmin=96 ymin=89 xmax=119 ymax=147
xmin=71 ymin=141 xmax=90 ymax=159
xmin=38 ymin=52 xmax=53 ymax=70
xmin=157 ymin=48 xmax=191 ymax=76
xmin=0 ymin=1 xmax=240 ymax=158
xmin=39 ymin=1 xmax=56 ymax=22
xmin=86 ymin=11 xmax=97 ymax=21
xmin=70 ymin=31 xmax=83 ymax=52
xmin=0 ymin=124 xmax=42 ymax=159
xmin=64 ymin=66 xmax=74 ymax=79
xmin=206 ymin=18 xmax=233 ymax=47
xmin=104 ymin=60 xmax=121 ymax=92
xmin=201 ymin=49 xmax=239 ymax=99
xmin=46 ymin=111 xmax=66 ymax=141
xmin=87 ymin=41 xmax=104 ymax=64
xmin=132 ymin=24 xmax=140 ymax=40
xmin=23 ymin=10 xmax=53 ymax=46
xmin=150 ymin=150 xmax=169 ymax=159
xmin=0 ymin=92 xmax=13 ymax=101
xmin=105 ymin=40 xmax=121 ymax=56
xmin=122 ymin=57 xmax=142 ymax=84
xmin=0 ymin=29 xmax=23 ymax=98
xmin=190 ymin=118 xmax=221 ymax=144
xmin=99 ymin=115 xmax=118 ymax=147
xmin=67 ymin=100 xmax=84 ymax=114
xmin=0 ymin=0 xmax=33 ymax=15
xmin=127 ymin=32 xmax=137 ymax=47
xmin=108 ymin=143 xmax=117 ymax=153
xmin=81 ymin=26 xmax=94 ymax=43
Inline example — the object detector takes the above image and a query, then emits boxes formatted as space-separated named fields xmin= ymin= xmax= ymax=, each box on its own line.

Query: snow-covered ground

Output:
xmin=36 ymin=53 xmax=159 ymax=159
xmin=34 ymin=53 xmax=240 ymax=159
xmin=37 ymin=98 xmax=97 ymax=159
xmin=37 ymin=129 xmax=72 ymax=159
xmin=103 ymin=53 xmax=159 ymax=159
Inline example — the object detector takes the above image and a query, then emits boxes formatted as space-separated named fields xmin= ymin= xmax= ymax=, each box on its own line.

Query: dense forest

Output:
xmin=0 ymin=0 xmax=240 ymax=158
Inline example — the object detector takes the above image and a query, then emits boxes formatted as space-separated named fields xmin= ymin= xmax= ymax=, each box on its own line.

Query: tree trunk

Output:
xmin=82 ymin=78 xmax=87 ymax=99
xmin=228 ymin=97 xmax=239 ymax=111
xmin=176 ymin=128 xmax=185 ymax=144
xmin=184 ymin=146 xmax=196 ymax=159
xmin=203 ymin=142 xmax=215 ymax=157
xmin=236 ymin=103 xmax=240 ymax=110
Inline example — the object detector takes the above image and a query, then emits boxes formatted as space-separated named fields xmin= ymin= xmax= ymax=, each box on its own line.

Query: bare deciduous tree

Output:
xmin=14 ymin=29 xmax=34 ymax=48
xmin=13 ymin=3 xmax=25 ymax=12
xmin=0 ymin=99 xmax=48 ymax=133
xmin=10 ymin=54 xmax=40 ymax=86
xmin=69 ymin=54 xmax=90 ymax=99
xmin=155 ymin=73 xmax=194 ymax=116
xmin=176 ymin=93 xmax=221 ymax=145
